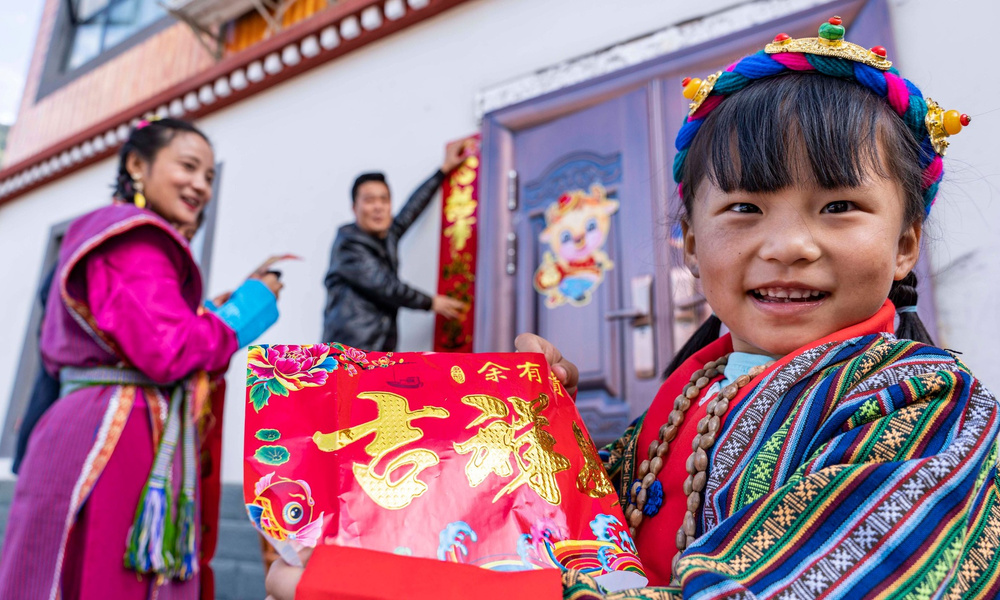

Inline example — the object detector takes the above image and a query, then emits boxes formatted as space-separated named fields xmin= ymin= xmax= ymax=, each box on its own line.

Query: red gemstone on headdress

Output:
xmin=774 ymin=33 xmax=790 ymax=42
xmin=682 ymin=77 xmax=692 ymax=87
xmin=829 ymin=16 xmax=842 ymax=25
xmin=960 ymin=114 xmax=971 ymax=126
xmin=870 ymin=46 xmax=887 ymax=57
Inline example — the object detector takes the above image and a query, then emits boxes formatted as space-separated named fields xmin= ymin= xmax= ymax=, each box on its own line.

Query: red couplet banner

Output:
xmin=433 ymin=134 xmax=481 ymax=352
xmin=243 ymin=343 xmax=646 ymax=589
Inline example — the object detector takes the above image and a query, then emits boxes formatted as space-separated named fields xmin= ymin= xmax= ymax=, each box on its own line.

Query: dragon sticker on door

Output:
xmin=533 ymin=184 xmax=620 ymax=308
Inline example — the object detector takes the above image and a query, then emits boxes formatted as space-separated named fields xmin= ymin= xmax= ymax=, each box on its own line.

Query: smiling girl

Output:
xmin=0 ymin=118 xmax=287 ymax=599
xmin=522 ymin=17 xmax=1000 ymax=599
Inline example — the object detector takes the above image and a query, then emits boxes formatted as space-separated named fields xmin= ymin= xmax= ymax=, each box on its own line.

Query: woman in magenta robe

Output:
xmin=0 ymin=118 xmax=284 ymax=600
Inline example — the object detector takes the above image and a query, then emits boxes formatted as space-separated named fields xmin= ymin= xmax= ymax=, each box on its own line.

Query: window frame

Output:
xmin=35 ymin=0 xmax=174 ymax=101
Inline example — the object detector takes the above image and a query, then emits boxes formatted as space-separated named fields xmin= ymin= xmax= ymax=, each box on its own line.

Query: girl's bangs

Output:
xmin=686 ymin=73 xmax=916 ymax=198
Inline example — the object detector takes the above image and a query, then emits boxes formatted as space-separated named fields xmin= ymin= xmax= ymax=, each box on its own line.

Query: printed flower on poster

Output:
xmin=247 ymin=343 xmax=397 ymax=412
xmin=341 ymin=345 xmax=368 ymax=364
xmin=247 ymin=344 xmax=337 ymax=411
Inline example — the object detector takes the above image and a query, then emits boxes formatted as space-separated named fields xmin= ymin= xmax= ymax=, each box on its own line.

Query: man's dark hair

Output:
xmin=352 ymin=172 xmax=389 ymax=205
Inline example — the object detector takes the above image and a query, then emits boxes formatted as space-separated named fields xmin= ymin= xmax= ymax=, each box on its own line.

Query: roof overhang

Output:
xmin=0 ymin=0 xmax=472 ymax=206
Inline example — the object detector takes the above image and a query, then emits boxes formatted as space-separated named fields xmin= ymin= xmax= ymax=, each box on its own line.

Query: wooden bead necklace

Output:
xmin=622 ymin=353 xmax=773 ymax=578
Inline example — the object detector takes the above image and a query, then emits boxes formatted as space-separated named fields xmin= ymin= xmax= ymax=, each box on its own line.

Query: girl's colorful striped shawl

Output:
xmin=569 ymin=334 xmax=1000 ymax=599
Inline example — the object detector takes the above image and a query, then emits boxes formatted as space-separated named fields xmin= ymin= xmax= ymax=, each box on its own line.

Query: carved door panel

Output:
xmin=509 ymin=88 xmax=665 ymax=445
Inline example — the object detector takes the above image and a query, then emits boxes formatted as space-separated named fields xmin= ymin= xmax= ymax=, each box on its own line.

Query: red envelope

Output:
xmin=244 ymin=343 xmax=646 ymax=591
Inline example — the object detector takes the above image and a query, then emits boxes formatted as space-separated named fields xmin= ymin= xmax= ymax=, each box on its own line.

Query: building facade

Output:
xmin=0 ymin=0 xmax=997 ymax=596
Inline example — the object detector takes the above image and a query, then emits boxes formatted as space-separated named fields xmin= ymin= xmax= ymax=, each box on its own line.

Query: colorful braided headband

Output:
xmin=673 ymin=16 xmax=970 ymax=216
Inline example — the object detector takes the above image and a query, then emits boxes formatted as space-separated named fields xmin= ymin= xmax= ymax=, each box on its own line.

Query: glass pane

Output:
xmin=103 ymin=0 xmax=164 ymax=49
xmin=135 ymin=0 xmax=165 ymax=27
xmin=66 ymin=20 xmax=104 ymax=69
xmin=102 ymin=21 xmax=134 ymax=48
xmin=74 ymin=0 xmax=111 ymax=21
xmin=107 ymin=0 xmax=139 ymax=24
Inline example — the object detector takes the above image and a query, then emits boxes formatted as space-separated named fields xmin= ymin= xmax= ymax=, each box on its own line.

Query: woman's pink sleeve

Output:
xmin=85 ymin=228 xmax=238 ymax=383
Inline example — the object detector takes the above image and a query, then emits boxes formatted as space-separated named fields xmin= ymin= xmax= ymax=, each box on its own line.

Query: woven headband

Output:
xmin=672 ymin=16 xmax=970 ymax=217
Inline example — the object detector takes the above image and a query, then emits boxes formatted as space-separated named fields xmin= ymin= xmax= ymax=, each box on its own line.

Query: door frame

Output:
xmin=474 ymin=0 xmax=926 ymax=357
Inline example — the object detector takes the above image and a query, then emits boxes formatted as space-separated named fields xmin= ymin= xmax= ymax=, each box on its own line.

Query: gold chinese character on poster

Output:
xmin=454 ymin=393 xmax=570 ymax=505
xmin=549 ymin=373 xmax=565 ymax=397
xmin=443 ymin=156 xmax=480 ymax=254
xmin=477 ymin=361 xmax=511 ymax=382
xmin=573 ymin=423 xmax=613 ymax=499
xmin=312 ymin=391 xmax=448 ymax=510
xmin=517 ymin=361 xmax=543 ymax=383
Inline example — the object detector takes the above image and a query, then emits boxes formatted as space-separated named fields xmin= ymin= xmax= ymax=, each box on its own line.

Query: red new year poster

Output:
xmin=244 ymin=343 xmax=646 ymax=591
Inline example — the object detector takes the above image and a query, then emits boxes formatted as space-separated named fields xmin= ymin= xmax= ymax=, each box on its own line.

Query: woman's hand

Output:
xmin=264 ymin=546 xmax=313 ymax=600
xmin=250 ymin=254 xmax=302 ymax=279
xmin=210 ymin=291 xmax=232 ymax=306
xmin=515 ymin=333 xmax=579 ymax=396
xmin=252 ymin=272 xmax=284 ymax=299
xmin=248 ymin=254 xmax=300 ymax=300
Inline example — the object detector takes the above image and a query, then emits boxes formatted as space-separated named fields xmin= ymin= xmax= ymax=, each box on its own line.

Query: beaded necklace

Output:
xmin=623 ymin=353 xmax=773 ymax=578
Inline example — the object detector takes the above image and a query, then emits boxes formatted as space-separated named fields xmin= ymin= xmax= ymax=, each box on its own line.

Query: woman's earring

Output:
xmin=133 ymin=177 xmax=146 ymax=209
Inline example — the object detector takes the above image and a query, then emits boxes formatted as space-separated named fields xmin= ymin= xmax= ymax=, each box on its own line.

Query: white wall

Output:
xmin=888 ymin=0 xmax=1000 ymax=388
xmin=1 ymin=0 xmax=996 ymax=484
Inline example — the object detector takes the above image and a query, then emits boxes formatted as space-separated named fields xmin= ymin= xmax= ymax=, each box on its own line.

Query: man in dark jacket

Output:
xmin=322 ymin=140 xmax=469 ymax=350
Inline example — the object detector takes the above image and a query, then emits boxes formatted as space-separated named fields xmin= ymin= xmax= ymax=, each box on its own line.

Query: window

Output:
xmin=65 ymin=0 xmax=165 ymax=70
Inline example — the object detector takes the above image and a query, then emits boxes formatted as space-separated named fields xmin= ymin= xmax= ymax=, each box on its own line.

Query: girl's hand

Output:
xmin=265 ymin=546 xmax=313 ymax=600
xmin=514 ymin=333 xmax=579 ymax=396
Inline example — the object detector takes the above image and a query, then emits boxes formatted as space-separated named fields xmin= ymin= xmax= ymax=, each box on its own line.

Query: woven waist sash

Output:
xmin=58 ymin=365 xmax=199 ymax=581
xmin=58 ymin=365 xmax=163 ymax=396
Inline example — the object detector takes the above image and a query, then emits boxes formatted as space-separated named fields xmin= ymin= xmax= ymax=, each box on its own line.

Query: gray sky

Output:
xmin=0 ymin=1 xmax=45 ymax=125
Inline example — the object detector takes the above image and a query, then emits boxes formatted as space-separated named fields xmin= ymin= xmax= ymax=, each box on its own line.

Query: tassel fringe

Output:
xmin=123 ymin=381 xmax=201 ymax=582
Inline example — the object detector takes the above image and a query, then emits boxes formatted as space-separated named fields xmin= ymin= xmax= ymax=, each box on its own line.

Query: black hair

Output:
xmin=680 ymin=73 xmax=925 ymax=225
xmin=887 ymin=272 xmax=933 ymax=344
xmin=352 ymin=172 xmax=388 ymax=205
xmin=113 ymin=117 xmax=211 ymax=203
xmin=665 ymin=73 xmax=933 ymax=377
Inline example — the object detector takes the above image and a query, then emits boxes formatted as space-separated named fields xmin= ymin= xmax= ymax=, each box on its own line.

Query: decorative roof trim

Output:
xmin=0 ymin=0 xmax=470 ymax=204
xmin=474 ymin=0 xmax=830 ymax=119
